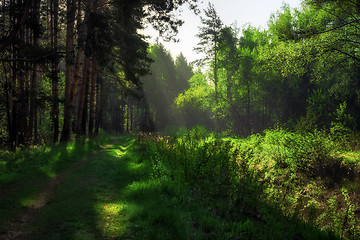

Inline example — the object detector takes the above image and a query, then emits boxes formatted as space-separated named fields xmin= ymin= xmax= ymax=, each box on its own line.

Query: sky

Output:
xmin=144 ymin=0 xmax=303 ymax=63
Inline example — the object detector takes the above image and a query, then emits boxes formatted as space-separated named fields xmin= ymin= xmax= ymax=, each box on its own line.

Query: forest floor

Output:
xmin=1 ymin=140 xmax=116 ymax=240
xmin=0 ymin=132 xmax=358 ymax=239
xmin=1 ymin=136 xmax=193 ymax=240
xmin=0 ymin=136 xmax=148 ymax=240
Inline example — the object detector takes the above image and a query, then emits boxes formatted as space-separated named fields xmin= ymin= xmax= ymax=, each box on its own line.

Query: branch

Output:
xmin=299 ymin=17 xmax=360 ymax=38
xmin=332 ymin=47 xmax=360 ymax=62
xmin=0 ymin=51 xmax=68 ymax=62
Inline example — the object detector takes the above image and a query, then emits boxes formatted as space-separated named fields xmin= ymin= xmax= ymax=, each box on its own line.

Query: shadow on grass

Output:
xmin=23 ymin=136 xmax=135 ymax=240
xmin=0 ymin=135 xmax=112 ymax=228
xmin=19 ymin=137 xmax=340 ymax=240
xmin=117 ymin=144 xmax=340 ymax=240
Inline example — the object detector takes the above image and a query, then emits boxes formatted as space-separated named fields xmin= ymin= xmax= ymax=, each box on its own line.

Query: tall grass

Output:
xmin=138 ymin=126 xmax=360 ymax=239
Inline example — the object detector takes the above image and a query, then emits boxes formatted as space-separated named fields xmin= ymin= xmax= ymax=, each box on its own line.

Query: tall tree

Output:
xmin=50 ymin=0 xmax=60 ymax=143
xmin=217 ymin=26 xmax=240 ymax=131
xmin=174 ymin=53 xmax=192 ymax=92
xmin=60 ymin=0 xmax=77 ymax=142
xmin=194 ymin=2 xmax=223 ymax=129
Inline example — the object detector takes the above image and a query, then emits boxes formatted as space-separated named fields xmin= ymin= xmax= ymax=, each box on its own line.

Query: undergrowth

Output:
xmin=137 ymin=126 xmax=360 ymax=239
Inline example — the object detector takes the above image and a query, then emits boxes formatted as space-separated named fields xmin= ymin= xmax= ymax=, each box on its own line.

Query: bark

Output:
xmin=94 ymin=77 xmax=106 ymax=135
xmin=76 ymin=0 xmax=95 ymax=136
xmin=60 ymin=0 xmax=77 ymax=142
xmin=29 ymin=0 xmax=41 ymax=143
xmin=51 ymin=0 xmax=59 ymax=143
xmin=88 ymin=60 xmax=98 ymax=136
xmin=76 ymin=54 xmax=90 ymax=136
xmin=16 ymin=0 xmax=27 ymax=146
xmin=71 ymin=0 xmax=85 ymax=120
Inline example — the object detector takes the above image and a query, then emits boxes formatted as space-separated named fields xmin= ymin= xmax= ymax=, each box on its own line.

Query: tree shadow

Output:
xmin=18 ymin=137 xmax=341 ymax=239
xmin=0 ymin=136 xmax=112 ymax=235
xmin=22 ymin=136 xmax=135 ymax=240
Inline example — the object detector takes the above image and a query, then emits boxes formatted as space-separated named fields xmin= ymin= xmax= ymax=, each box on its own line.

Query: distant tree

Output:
xmin=142 ymin=44 xmax=176 ymax=130
xmin=174 ymin=53 xmax=193 ymax=92
xmin=217 ymin=26 xmax=240 ymax=131
xmin=175 ymin=73 xmax=214 ymax=128
xmin=194 ymin=2 xmax=223 ymax=129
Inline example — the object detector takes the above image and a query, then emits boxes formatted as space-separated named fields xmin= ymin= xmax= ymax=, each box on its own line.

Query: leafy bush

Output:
xmin=330 ymin=102 xmax=355 ymax=146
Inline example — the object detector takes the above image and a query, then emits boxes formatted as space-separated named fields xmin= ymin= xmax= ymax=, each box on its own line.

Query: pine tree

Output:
xmin=194 ymin=3 xmax=223 ymax=129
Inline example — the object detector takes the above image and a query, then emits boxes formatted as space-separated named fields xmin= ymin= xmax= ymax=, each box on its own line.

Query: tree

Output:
xmin=194 ymin=2 xmax=223 ymax=129
xmin=60 ymin=0 xmax=77 ymax=142
xmin=175 ymin=73 xmax=214 ymax=129
xmin=50 ymin=0 xmax=60 ymax=143
xmin=174 ymin=53 xmax=193 ymax=92
xmin=217 ymin=25 xmax=240 ymax=131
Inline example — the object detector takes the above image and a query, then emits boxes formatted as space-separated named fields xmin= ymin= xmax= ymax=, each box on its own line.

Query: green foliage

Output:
xmin=142 ymin=44 xmax=194 ymax=130
xmin=137 ymin=127 xmax=359 ymax=239
xmin=303 ymin=89 xmax=332 ymax=130
xmin=330 ymin=102 xmax=355 ymax=143
xmin=176 ymin=0 xmax=360 ymax=136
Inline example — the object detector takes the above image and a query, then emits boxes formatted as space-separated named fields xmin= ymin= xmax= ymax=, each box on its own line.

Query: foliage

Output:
xmin=330 ymin=102 xmax=356 ymax=144
xmin=173 ymin=1 xmax=360 ymax=137
xmin=141 ymin=44 xmax=194 ymax=130
xmin=137 ymin=127 xmax=360 ymax=239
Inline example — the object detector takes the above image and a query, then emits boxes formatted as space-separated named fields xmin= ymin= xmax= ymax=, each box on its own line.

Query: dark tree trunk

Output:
xmin=29 ymin=0 xmax=41 ymax=143
xmin=88 ymin=60 xmax=98 ymax=136
xmin=61 ymin=0 xmax=77 ymax=142
xmin=51 ymin=0 xmax=59 ymax=143
xmin=94 ymin=77 xmax=106 ymax=135
xmin=76 ymin=54 xmax=90 ymax=136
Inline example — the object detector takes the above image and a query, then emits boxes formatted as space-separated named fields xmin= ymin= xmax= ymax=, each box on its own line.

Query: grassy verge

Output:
xmin=138 ymin=126 xmax=360 ymax=239
xmin=0 ymin=134 xmax=113 ymax=228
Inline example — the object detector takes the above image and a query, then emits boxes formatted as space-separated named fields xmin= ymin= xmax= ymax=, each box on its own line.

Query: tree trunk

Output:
xmin=16 ymin=0 xmax=27 ymax=146
xmin=61 ymin=0 xmax=77 ymax=142
xmin=71 ymin=0 xmax=85 ymax=124
xmin=214 ymin=33 xmax=219 ymax=130
xmin=29 ymin=0 xmax=41 ymax=143
xmin=51 ymin=0 xmax=59 ymax=143
xmin=88 ymin=60 xmax=98 ymax=136
xmin=76 ymin=54 xmax=90 ymax=136
xmin=94 ymin=77 xmax=106 ymax=135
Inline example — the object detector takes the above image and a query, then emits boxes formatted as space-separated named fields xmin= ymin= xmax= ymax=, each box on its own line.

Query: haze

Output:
xmin=145 ymin=0 xmax=302 ymax=62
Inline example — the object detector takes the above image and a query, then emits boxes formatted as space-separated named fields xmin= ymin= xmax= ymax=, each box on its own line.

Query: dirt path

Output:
xmin=0 ymin=143 xmax=114 ymax=240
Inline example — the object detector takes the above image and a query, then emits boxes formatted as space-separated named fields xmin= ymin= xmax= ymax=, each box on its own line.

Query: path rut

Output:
xmin=0 ymin=143 xmax=114 ymax=240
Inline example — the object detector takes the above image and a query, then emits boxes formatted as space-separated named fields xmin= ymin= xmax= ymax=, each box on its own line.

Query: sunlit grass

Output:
xmin=95 ymin=202 xmax=129 ymax=238
xmin=20 ymin=195 xmax=39 ymax=208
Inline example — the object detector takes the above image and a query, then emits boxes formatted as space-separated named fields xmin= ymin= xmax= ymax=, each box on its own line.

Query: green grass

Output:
xmin=0 ymin=134 xmax=113 ymax=227
xmin=23 ymin=136 xmax=199 ymax=239
xmin=1 ymin=129 xmax=359 ymax=239
xmin=137 ymin=126 xmax=360 ymax=239
xmin=10 ymin=134 xmax=283 ymax=239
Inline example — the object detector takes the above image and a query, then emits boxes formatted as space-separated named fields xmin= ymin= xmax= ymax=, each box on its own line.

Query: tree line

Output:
xmin=1 ymin=0 xmax=359 ymax=149
xmin=0 ymin=0 xmax=198 ymax=150
xmin=172 ymin=0 xmax=360 ymax=137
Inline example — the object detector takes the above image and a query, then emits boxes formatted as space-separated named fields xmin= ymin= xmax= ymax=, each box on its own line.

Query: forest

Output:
xmin=1 ymin=0 xmax=360 ymax=239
